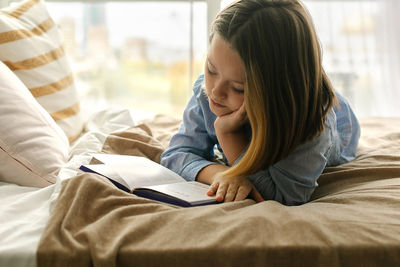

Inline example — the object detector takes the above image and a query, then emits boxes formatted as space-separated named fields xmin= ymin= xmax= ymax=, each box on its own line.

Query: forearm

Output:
xmin=216 ymin=130 xmax=248 ymax=166
xmin=196 ymin=164 xmax=229 ymax=185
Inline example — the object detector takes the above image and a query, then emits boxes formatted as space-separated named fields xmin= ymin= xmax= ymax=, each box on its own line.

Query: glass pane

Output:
xmin=220 ymin=0 xmax=396 ymax=117
xmin=47 ymin=2 xmax=207 ymax=118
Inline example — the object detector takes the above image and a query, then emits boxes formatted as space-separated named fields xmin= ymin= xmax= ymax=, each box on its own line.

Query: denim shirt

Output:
xmin=160 ymin=75 xmax=360 ymax=205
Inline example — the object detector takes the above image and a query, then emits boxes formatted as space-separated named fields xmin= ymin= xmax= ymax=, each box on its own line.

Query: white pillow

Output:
xmin=0 ymin=0 xmax=84 ymax=142
xmin=0 ymin=61 xmax=69 ymax=187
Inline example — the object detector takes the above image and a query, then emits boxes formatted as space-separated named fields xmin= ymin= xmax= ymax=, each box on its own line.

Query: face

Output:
xmin=204 ymin=33 xmax=246 ymax=117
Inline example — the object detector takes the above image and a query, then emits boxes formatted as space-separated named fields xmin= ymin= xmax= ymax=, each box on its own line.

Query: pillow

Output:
xmin=0 ymin=0 xmax=84 ymax=142
xmin=0 ymin=61 xmax=69 ymax=187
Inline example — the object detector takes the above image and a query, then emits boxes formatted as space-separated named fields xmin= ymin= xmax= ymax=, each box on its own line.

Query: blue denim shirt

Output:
xmin=160 ymin=75 xmax=360 ymax=205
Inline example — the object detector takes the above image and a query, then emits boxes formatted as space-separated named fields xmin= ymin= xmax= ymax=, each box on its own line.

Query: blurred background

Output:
xmin=3 ymin=0 xmax=399 ymax=119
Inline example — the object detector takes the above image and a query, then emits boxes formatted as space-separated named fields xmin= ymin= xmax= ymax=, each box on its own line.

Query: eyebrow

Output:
xmin=207 ymin=57 xmax=245 ymax=85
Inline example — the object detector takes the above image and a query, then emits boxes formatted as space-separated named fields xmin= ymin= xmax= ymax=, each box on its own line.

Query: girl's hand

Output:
xmin=213 ymin=102 xmax=249 ymax=166
xmin=214 ymin=102 xmax=248 ymax=134
xmin=207 ymin=174 xmax=264 ymax=203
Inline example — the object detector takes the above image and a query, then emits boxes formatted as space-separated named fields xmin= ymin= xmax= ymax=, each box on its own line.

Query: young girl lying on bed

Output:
xmin=160 ymin=0 xmax=360 ymax=205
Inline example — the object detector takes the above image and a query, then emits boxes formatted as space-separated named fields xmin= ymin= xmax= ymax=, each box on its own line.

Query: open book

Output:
xmin=79 ymin=154 xmax=217 ymax=207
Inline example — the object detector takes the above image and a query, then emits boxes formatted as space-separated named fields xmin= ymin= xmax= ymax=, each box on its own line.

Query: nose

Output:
xmin=212 ymin=79 xmax=227 ymax=99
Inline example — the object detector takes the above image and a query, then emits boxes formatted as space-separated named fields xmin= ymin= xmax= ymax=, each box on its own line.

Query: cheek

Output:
xmin=231 ymin=95 xmax=244 ymax=110
xmin=203 ymin=73 xmax=213 ymax=96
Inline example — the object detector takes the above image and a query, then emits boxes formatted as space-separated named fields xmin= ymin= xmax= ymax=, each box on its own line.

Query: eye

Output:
xmin=207 ymin=66 xmax=216 ymax=76
xmin=232 ymin=87 xmax=244 ymax=94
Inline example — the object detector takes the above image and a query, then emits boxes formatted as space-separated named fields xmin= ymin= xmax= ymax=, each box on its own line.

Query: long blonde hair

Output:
xmin=210 ymin=0 xmax=336 ymax=178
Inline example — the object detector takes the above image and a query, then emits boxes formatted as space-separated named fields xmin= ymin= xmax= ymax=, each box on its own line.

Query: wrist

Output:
xmin=215 ymin=122 xmax=245 ymax=136
xmin=196 ymin=164 xmax=229 ymax=185
xmin=215 ymin=127 xmax=247 ymax=143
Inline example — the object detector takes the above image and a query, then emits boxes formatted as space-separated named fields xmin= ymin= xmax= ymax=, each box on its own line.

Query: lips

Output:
xmin=210 ymin=98 xmax=225 ymax=108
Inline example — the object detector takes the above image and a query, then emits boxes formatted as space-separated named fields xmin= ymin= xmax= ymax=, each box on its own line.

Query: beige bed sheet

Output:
xmin=37 ymin=116 xmax=400 ymax=267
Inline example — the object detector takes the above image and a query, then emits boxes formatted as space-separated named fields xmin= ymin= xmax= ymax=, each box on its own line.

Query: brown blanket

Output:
xmin=37 ymin=117 xmax=400 ymax=267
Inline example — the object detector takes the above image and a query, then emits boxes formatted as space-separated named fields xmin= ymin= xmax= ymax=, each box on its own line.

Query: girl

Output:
xmin=160 ymin=0 xmax=360 ymax=205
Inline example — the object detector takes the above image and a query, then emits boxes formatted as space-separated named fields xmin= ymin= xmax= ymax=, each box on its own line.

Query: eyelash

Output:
xmin=232 ymin=87 xmax=244 ymax=94
xmin=207 ymin=64 xmax=244 ymax=94
xmin=207 ymin=67 xmax=216 ymax=76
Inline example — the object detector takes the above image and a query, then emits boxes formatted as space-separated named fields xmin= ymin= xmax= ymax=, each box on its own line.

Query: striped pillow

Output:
xmin=0 ymin=0 xmax=84 ymax=142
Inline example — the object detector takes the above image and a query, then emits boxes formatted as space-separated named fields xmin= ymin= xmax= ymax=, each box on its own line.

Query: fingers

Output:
xmin=235 ymin=186 xmax=251 ymax=201
xmin=207 ymin=182 xmax=218 ymax=196
xmin=214 ymin=102 xmax=248 ymax=134
xmin=236 ymin=103 xmax=248 ymax=123
xmin=208 ymin=180 xmax=252 ymax=203
xmin=208 ymin=182 xmax=236 ymax=202
xmin=222 ymin=184 xmax=251 ymax=202
xmin=224 ymin=185 xmax=237 ymax=202
xmin=215 ymin=183 xmax=228 ymax=202
xmin=250 ymin=187 xmax=264 ymax=203
xmin=207 ymin=181 xmax=225 ymax=202
xmin=238 ymin=102 xmax=247 ymax=114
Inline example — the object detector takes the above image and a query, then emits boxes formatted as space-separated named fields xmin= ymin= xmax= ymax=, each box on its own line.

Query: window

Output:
xmin=4 ymin=0 xmax=399 ymax=117
xmin=221 ymin=0 xmax=400 ymax=117
xmin=44 ymin=1 xmax=208 ymax=118
xmin=304 ymin=0 xmax=382 ymax=117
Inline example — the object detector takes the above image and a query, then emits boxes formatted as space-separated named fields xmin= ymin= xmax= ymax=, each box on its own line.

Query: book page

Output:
xmin=140 ymin=181 xmax=216 ymax=205
xmin=81 ymin=164 xmax=129 ymax=189
xmin=92 ymin=154 xmax=186 ymax=188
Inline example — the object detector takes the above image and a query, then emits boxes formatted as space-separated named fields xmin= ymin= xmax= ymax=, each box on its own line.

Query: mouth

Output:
xmin=210 ymin=98 xmax=225 ymax=108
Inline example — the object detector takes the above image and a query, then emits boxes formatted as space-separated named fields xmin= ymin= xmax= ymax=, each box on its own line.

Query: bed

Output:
xmin=1 ymin=0 xmax=400 ymax=266
xmin=1 ymin=110 xmax=400 ymax=267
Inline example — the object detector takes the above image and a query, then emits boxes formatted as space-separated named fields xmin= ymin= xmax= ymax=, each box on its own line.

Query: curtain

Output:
xmin=304 ymin=0 xmax=400 ymax=117
xmin=379 ymin=0 xmax=400 ymax=116
xmin=223 ymin=0 xmax=400 ymax=117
